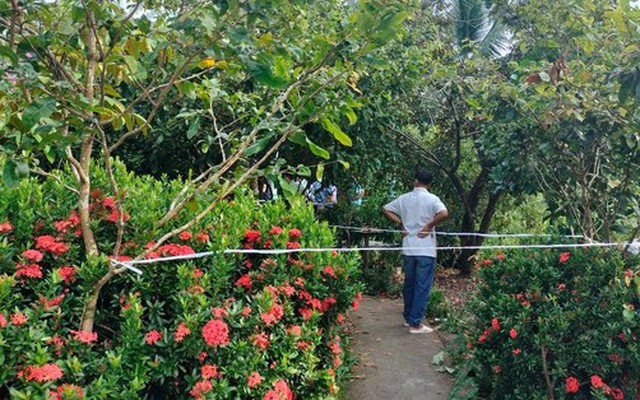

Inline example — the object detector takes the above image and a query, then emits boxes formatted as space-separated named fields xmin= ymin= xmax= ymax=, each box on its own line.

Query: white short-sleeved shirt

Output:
xmin=383 ymin=187 xmax=447 ymax=257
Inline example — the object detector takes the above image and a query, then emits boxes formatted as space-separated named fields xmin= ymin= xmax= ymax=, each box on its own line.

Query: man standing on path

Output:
xmin=383 ymin=168 xmax=449 ymax=334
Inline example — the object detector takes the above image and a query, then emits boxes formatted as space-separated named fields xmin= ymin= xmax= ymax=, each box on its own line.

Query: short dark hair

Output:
xmin=414 ymin=167 xmax=433 ymax=186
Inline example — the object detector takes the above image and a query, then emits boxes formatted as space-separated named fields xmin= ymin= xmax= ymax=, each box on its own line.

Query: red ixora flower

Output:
xmin=248 ymin=371 xmax=263 ymax=388
xmin=49 ymin=384 xmax=84 ymax=400
xmin=252 ymin=333 xmax=270 ymax=350
xmin=235 ymin=274 xmax=252 ymax=290
xmin=21 ymin=249 xmax=44 ymax=262
xmin=0 ymin=313 xmax=6 ymax=328
xmin=260 ymin=303 xmax=284 ymax=326
xmin=157 ymin=243 xmax=195 ymax=256
xmin=25 ymin=363 xmax=64 ymax=382
xmin=175 ymin=322 xmax=191 ymax=343
xmin=35 ymin=235 xmax=69 ymax=255
xmin=322 ymin=265 xmax=337 ymax=278
xmin=15 ymin=263 xmax=43 ymax=279
xmin=565 ymin=376 xmax=580 ymax=393
xmin=286 ymin=241 xmax=301 ymax=250
xmin=269 ymin=226 xmax=284 ymax=235
xmin=58 ymin=266 xmax=77 ymax=283
xmin=71 ymin=330 xmax=98 ymax=344
xmin=41 ymin=294 xmax=65 ymax=310
xmin=11 ymin=312 xmax=28 ymax=326
xmin=145 ymin=330 xmax=163 ymax=345
xmin=54 ymin=211 xmax=80 ymax=234
xmin=287 ymin=325 xmax=302 ymax=336
xmin=0 ymin=221 xmax=13 ymax=233
xmin=202 ymin=319 xmax=230 ymax=347
xmin=189 ymin=380 xmax=213 ymax=399
xmin=106 ymin=210 xmax=130 ymax=223
xmin=559 ymin=252 xmax=571 ymax=263
xmin=196 ymin=231 xmax=209 ymax=243
xmin=288 ymin=228 xmax=302 ymax=239
xmin=244 ymin=230 xmax=262 ymax=243
xmin=201 ymin=364 xmax=220 ymax=379
xmin=179 ymin=231 xmax=193 ymax=241
xmin=590 ymin=375 xmax=604 ymax=388
xmin=263 ymin=380 xmax=294 ymax=400
xmin=212 ymin=307 xmax=229 ymax=319
xmin=491 ymin=318 xmax=500 ymax=332
xmin=509 ymin=328 xmax=517 ymax=339
xmin=611 ymin=388 xmax=624 ymax=400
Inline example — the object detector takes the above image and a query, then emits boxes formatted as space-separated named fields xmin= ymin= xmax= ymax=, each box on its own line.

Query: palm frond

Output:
xmin=478 ymin=19 xmax=512 ymax=57
xmin=450 ymin=0 xmax=512 ymax=57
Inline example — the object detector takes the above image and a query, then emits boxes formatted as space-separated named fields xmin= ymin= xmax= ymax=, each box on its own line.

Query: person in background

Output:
xmin=349 ymin=178 xmax=365 ymax=206
xmin=305 ymin=180 xmax=337 ymax=209
xmin=256 ymin=177 xmax=274 ymax=202
xmin=383 ymin=167 xmax=448 ymax=334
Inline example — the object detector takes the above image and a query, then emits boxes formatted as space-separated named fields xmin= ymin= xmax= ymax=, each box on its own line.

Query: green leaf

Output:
xmin=288 ymin=131 xmax=307 ymax=146
xmin=246 ymin=135 xmax=274 ymax=157
xmin=3 ymin=160 xmax=19 ymax=187
xmin=22 ymin=98 xmax=57 ymax=130
xmin=187 ymin=117 xmax=200 ymax=139
xmin=623 ymin=307 xmax=635 ymax=322
xmin=321 ymin=118 xmax=352 ymax=147
xmin=306 ymin=138 xmax=330 ymax=159
xmin=338 ymin=160 xmax=350 ymax=169
xmin=538 ymin=72 xmax=551 ymax=82
xmin=343 ymin=109 xmax=358 ymax=126
xmin=432 ymin=350 xmax=445 ymax=366
xmin=0 ymin=105 xmax=9 ymax=131
xmin=0 ymin=46 xmax=18 ymax=65
xmin=246 ymin=54 xmax=289 ymax=89
xmin=316 ymin=163 xmax=324 ymax=181
xmin=277 ymin=175 xmax=300 ymax=199
xmin=15 ymin=161 xmax=29 ymax=178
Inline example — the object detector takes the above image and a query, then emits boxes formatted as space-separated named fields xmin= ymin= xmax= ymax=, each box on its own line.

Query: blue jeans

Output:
xmin=402 ymin=256 xmax=436 ymax=327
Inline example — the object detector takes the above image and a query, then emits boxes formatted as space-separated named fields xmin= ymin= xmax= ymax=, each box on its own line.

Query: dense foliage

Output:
xmin=450 ymin=248 xmax=640 ymax=399
xmin=0 ymin=162 xmax=362 ymax=398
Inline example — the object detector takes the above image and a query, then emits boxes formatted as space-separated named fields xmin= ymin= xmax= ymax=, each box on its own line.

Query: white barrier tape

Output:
xmin=329 ymin=224 xmax=584 ymax=239
xmin=114 ymin=241 xmax=625 ymax=272
xmin=109 ymin=259 xmax=144 ymax=275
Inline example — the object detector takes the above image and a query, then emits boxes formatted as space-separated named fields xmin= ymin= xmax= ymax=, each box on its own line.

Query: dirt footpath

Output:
xmin=345 ymin=296 xmax=453 ymax=400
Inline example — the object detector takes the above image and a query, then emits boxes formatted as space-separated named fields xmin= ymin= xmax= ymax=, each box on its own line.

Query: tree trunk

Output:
xmin=456 ymin=191 xmax=503 ymax=275
xmin=79 ymin=5 xmax=101 ymax=332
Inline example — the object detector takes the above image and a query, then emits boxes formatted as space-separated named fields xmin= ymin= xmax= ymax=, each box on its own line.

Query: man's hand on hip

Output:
xmin=417 ymin=224 xmax=433 ymax=238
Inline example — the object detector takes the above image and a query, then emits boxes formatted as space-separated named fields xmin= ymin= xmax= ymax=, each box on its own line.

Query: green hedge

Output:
xmin=450 ymin=247 xmax=640 ymax=399
xmin=0 ymin=161 xmax=363 ymax=399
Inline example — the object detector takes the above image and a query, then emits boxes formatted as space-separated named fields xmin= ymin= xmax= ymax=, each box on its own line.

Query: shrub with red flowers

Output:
xmin=449 ymin=247 xmax=640 ymax=399
xmin=0 ymin=163 xmax=361 ymax=398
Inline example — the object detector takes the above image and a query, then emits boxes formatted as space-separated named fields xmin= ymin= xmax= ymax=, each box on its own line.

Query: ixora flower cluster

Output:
xmin=0 ymin=176 xmax=362 ymax=399
xmin=157 ymin=224 xmax=362 ymax=399
xmin=452 ymin=247 xmax=640 ymax=398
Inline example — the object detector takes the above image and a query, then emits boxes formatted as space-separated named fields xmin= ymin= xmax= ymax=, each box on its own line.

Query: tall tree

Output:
xmin=0 ymin=0 xmax=407 ymax=330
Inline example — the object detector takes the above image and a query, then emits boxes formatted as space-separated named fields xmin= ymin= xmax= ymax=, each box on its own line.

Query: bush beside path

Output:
xmin=346 ymin=296 xmax=452 ymax=400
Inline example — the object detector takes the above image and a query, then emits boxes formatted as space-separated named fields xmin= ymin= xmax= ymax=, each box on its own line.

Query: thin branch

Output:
xmin=32 ymin=168 xmax=79 ymax=194
xmin=541 ymin=346 xmax=555 ymax=400
xmin=169 ymin=166 xmax=214 ymax=213
xmin=107 ymin=54 xmax=199 ymax=154
xmin=97 ymin=125 xmax=126 ymax=258
xmin=155 ymin=67 xmax=325 ymax=226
